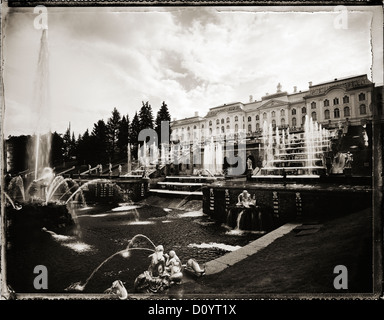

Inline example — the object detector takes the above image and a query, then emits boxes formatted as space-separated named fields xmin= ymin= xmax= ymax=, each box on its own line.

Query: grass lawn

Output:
xmin=180 ymin=207 xmax=373 ymax=297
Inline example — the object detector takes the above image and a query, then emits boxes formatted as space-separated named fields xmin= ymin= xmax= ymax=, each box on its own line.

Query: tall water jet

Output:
xmin=30 ymin=29 xmax=51 ymax=180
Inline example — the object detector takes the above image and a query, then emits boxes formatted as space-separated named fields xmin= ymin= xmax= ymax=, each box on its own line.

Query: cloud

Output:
xmin=2 ymin=7 xmax=376 ymax=137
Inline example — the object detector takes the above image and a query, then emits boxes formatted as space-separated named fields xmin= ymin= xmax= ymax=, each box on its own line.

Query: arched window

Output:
xmin=343 ymin=95 xmax=349 ymax=104
xmin=226 ymin=125 xmax=230 ymax=130
xmin=226 ymin=117 xmax=230 ymax=123
xmin=202 ymin=124 xmax=204 ymax=129
xmin=256 ymin=123 xmax=260 ymax=131
xmin=209 ymin=128 xmax=212 ymax=134
xmin=344 ymin=106 xmax=350 ymax=117
xmin=311 ymin=101 xmax=316 ymax=109
xmin=248 ymin=124 xmax=252 ymax=132
xmin=235 ymin=124 xmax=239 ymax=132
xmin=281 ymin=118 xmax=285 ymax=127
xmin=280 ymin=109 xmax=285 ymax=117
xmin=311 ymin=112 xmax=317 ymax=121
xmin=235 ymin=116 xmax=238 ymax=122
xmin=221 ymin=126 xmax=225 ymax=133
xmin=324 ymin=109 xmax=330 ymax=120
xmin=292 ymin=117 xmax=297 ymax=127
xmin=193 ymin=125 xmax=197 ymax=129
xmin=359 ymin=104 xmax=367 ymax=115
xmin=187 ymin=126 xmax=190 ymax=131
xmin=221 ymin=118 xmax=224 ymax=124
xmin=302 ymin=116 xmax=306 ymax=125
xmin=333 ymin=97 xmax=339 ymax=105
xmin=271 ymin=111 xmax=276 ymax=117
xmin=209 ymin=121 xmax=212 ymax=126
xmin=247 ymin=116 xmax=252 ymax=122
xmin=334 ymin=108 xmax=340 ymax=118
xmin=216 ymin=119 xmax=220 ymax=125
xmin=263 ymin=112 xmax=267 ymax=120
xmin=359 ymin=93 xmax=366 ymax=101
xmin=324 ymin=99 xmax=329 ymax=107
xmin=255 ymin=115 xmax=259 ymax=121
xmin=302 ymin=107 xmax=306 ymax=114
xmin=272 ymin=119 xmax=276 ymax=128
xmin=292 ymin=108 xmax=296 ymax=115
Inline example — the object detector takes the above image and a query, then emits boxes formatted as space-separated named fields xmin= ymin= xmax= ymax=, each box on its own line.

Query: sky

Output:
xmin=2 ymin=5 xmax=383 ymax=138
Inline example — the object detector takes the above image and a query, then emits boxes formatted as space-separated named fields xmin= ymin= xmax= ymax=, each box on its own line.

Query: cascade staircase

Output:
xmin=149 ymin=175 xmax=218 ymax=198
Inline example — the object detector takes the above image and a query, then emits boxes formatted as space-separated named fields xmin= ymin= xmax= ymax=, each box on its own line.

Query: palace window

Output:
xmin=209 ymin=128 xmax=212 ymax=134
xmin=193 ymin=125 xmax=197 ymax=129
xmin=324 ymin=99 xmax=329 ymax=107
xmin=235 ymin=116 xmax=238 ymax=122
xmin=272 ymin=119 xmax=276 ymax=128
xmin=333 ymin=98 xmax=339 ymax=105
xmin=302 ymin=107 xmax=306 ymax=114
xmin=256 ymin=115 xmax=260 ymax=121
xmin=248 ymin=124 xmax=252 ymax=132
xmin=334 ymin=108 xmax=340 ymax=118
xmin=256 ymin=123 xmax=260 ymax=131
xmin=235 ymin=124 xmax=239 ymax=132
xmin=271 ymin=111 xmax=276 ymax=117
xmin=302 ymin=116 xmax=306 ymax=125
xmin=201 ymin=124 xmax=204 ymax=129
xmin=221 ymin=126 xmax=225 ymax=133
xmin=226 ymin=117 xmax=230 ymax=123
xmin=292 ymin=117 xmax=297 ymax=127
xmin=292 ymin=108 xmax=296 ymax=115
xmin=311 ymin=112 xmax=317 ymax=121
xmin=324 ymin=109 xmax=330 ymax=120
xmin=343 ymin=95 xmax=349 ymax=104
xmin=226 ymin=125 xmax=230 ymax=130
xmin=187 ymin=126 xmax=190 ymax=131
xmin=359 ymin=104 xmax=367 ymax=115
xmin=280 ymin=109 xmax=285 ymax=117
xmin=281 ymin=118 xmax=285 ymax=126
xmin=221 ymin=118 xmax=224 ymax=124
xmin=209 ymin=121 xmax=212 ymax=126
xmin=359 ymin=93 xmax=366 ymax=101
xmin=216 ymin=119 xmax=220 ymax=125
xmin=311 ymin=101 xmax=316 ymax=109
xmin=263 ymin=112 xmax=267 ymax=120
xmin=344 ymin=106 xmax=350 ymax=117
xmin=248 ymin=116 xmax=252 ymax=122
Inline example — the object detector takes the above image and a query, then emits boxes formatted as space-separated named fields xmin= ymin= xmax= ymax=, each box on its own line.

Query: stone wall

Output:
xmin=203 ymin=184 xmax=372 ymax=229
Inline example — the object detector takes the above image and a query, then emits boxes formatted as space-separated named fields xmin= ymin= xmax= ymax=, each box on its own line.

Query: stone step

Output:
xmin=158 ymin=182 xmax=203 ymax=186
xmin=149 ymin=189 xmax=203 ymax=196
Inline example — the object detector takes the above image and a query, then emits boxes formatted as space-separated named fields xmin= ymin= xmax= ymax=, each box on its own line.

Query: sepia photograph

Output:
xmin=0 ymin=1 xmax=383 ymax=305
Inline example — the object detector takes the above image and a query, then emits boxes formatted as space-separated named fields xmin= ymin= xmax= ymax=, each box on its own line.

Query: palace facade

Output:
xmin=170 ymin=74 xmax=376 ymax=143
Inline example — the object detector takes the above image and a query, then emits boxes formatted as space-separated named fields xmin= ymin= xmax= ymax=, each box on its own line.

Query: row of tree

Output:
xmin=6 ymin=101 xmax=172 ymax=174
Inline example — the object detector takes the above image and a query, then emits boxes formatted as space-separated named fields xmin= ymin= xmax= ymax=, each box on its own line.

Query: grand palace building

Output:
xmin=170 ymin=74 xmax=379 ymax=144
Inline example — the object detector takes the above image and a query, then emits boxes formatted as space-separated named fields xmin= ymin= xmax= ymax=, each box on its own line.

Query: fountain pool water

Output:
xmin=5 ymin=200 xmax=264 ymax=294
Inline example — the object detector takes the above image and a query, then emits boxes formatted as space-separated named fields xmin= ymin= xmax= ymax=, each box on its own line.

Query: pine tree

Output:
xmin=139 ymin=101 xmax=154 ymax=131
xmin=50 ymin=131 xmax=64 ymax=167
xmin=62 ymin=123 xmax=72 ymax=161
xmin=106 ymin=107 xmax=121 ymax=161
xmin=91 ymin=119 xmax=109 ymax=163
xmin=130 ymin=112 xmax=140 ymax=160
xmin=131 ymin=112 xmax=140 ymax=145
xmin=155 ymin=101 xmax=172 ymax=145
xmin=117 ymin=115 xmax=129 ymax=158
